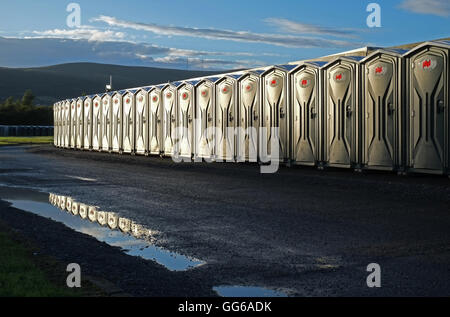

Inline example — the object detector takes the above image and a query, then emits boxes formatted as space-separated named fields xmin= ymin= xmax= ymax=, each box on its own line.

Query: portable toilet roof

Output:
xmin=360 ymin=48 xmax=408 ymax=63
xmin=289 ymin=60 xmax=328 ymax=73
xmin=323 ymin=55 xmax=364 ymax=68
xmin=186 ymin=79 xmax=201 ymax=86
xmin=277 ymin=64 xmax=299 ymax=71
xmin=402 ymin=40 xmax=450 ymax=57
xmin=227 ymin=73 xmax=243 ymax=80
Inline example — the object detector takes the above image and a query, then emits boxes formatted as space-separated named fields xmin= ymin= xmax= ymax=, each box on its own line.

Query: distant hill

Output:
xmin=0 ymin=63 xmax=219 ymax=105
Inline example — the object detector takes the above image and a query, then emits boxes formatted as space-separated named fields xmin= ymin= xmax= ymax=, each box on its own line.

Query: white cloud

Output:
xmin=31 ymin=26 xmax=127 ymax=42
xmin=399 ymin=0 xmax=450 ymax=17
xmin=93 ymin=15 xmax=357 ymax=48
xmin=264 ymin=18 xmax=358 ymax=38
xmin=0 ymin=36 xmax=262 ymax=70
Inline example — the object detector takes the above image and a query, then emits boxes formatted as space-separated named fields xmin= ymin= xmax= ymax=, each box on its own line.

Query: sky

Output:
xmin=0 ymin=0 xmax=449 ymax=70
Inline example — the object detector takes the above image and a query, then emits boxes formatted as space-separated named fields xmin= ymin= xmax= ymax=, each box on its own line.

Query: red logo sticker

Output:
xmin=375 ymin=66 xmax=383 ymax=74
xmin=166 ymin=92 xmax=172 ymax=98
xmin=114 ymin=99 xmax=118 ymax=104
xmin=335 ymin=73 xmax=342 ymax=81
xmin=95 ymin=102 xmax=98 ymax=107
xmin=245 ymin=84 xmax=253 ymax=91
xmin=152 ymin=96 xmax=158 ymax=102
xmin=139 ymin=96 xmax=144 ymax=102
xmin=201 ymin=90 xmax=207 ymax=97
xmin=269 ymin=78 xmax=278 ymax=87
xmin=222 ymin=86 xmax=229 ymax=94
xmin=77 ymin=103 xmax=80 ymax=108
xmin=126 ymin=99 xmax=130 ymax=104
xmin=103 ymin=100 xmax=107 ymax=105
xmin=300 ymin=78 xmax=310 ymax=87
xmin=422 ymin=60 xmax=431 ymax=68
xmin=182 ymin=92 xmax=188 ymax=100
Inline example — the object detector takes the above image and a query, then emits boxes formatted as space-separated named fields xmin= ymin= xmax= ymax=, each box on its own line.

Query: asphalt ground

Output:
xmin=0 ymin=144 xmax=449 ymax=296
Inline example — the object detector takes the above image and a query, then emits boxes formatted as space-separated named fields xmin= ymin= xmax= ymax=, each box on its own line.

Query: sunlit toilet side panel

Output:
xmin=215 ymin=78 xmax=237 ymax=161
xmin=76 ymin=98 xmax=84 ymax=149
xmin=195 ymin=80 xmax=215 ymax=160
xmin=290 ymin=65 xmax=321 ymax=166
xmin=406 ymin=43 xmax=449 ymax=174
xmin=177 ymin=83 xmax=195 ymax=158
xmin=323 ymin=59 xmax=360 ymax=168
xmin=83 ymin=96 xmax=93 ymax=150
xmin=135 ymin=90 xmax=149 ymax=155
xmin=122 ymin=92 xmax=135 ymax=154
xmin=92 ymin=96 xmax=102 ymax=150
xmin=149 ymin=88 xmax=163 ymax=155
xmin=64 ymin=100 xmax=70 ymax=148
xmin=361 ymin=51 xmax=404 ymax=171
xmin=101 ymin=94 xmax=112 ymax=151
xmin=237 ymin=74 xmax=261 ymax=162
xmin=70 ymin=100 xmax=77 ymax=148
xmin=111 ymin=93 xmax=123 ymax=153
xmin=262 ymin=69 xmax=290 ymax=162
xmin=162 ymin=86 xmax=178 ymax=157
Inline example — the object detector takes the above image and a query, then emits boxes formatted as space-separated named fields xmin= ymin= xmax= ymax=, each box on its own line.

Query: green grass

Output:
xmin=0 ymin=229 xmax=79 ymax=297
xmin=0 ymin=136 xmax=53 ymax=146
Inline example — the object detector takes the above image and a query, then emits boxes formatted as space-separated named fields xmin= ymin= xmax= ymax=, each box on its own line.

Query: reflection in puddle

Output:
xmin=213 ymin=286 xmax=287 ymax=297
xmin=3 ymin=191 xmax=204 ymax=271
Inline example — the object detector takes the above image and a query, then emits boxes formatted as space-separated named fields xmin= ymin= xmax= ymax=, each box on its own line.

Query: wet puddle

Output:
xmin=213 ymin=285 xmax=287 ymax=297
xmin=0 ymin=187 xmax=204 ymax=271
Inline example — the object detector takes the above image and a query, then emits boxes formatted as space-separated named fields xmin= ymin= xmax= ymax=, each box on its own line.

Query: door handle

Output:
xmin=346 ymin=105 xmax=352 ymax=117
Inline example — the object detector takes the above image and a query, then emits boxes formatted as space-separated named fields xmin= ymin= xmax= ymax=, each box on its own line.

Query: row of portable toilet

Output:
xmin=0 ymin=125 xmax=53 ymax=137
xmin=53 ymin=40 xmax=450 ymax=175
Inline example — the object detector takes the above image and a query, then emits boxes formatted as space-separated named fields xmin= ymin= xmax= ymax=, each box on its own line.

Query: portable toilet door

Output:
xmin=148 ymin=86 xmax=163 ymax=155
xmin=404 ymin=41 xmax=449 ymax=174
xmin=53 ymin=104 xmax=57 ymax=146
xmin=101 ymin=93 xmax=112 ymax=152
xmin=64 ymin=100 xmax=71 ymax=148
xmin=289 ymin=61 xmax=326 ymax=166
xmin=360 ymin=49 xmax=407 ymax=171
xmin=162 ymin=83 xmax=179 ymax=157
xmin=55 ymin=103 xmax=59 ymax=147
xmin=59 ymin=102 xmax=64 ymax=147
xmin=111 ymin=92 xmax=123 ymax=153
xmin=194 ymin=78 xmax=217 ymax=161
xmin=54 ymin=104 xmax=59 ymax=146
xmin=76 ymin=97 xmax=84 ymax=149
xmin=215 ymin=75 xmax=239 ymax=162
xmin=261 ymin=65 xmax=297 ymax=163
xmin=58 ymin=102 xmax=62 ymax=147
xmin=177 ymin=81 xmax=197 ymax=159
xmin=323 ymin=56 xmax=362 ymax=169
xmin=83 ymin=96 xmax=93 ymax=150
xmin=135 ymin=89 xmax=149 ymax=155
xmin=237 ymin=71 xmax=263 ymax=162
xmin=70 ymin=99 xmax=77 ymax=148
xmin=92 ymin=95 xmax=102 ymax=151
xmin=122 ymin=90 xmax=136 ymax=154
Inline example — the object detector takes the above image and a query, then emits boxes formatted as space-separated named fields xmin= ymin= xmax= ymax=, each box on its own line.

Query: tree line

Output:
xmin=0 ymin=90 xmax=53 ymax=125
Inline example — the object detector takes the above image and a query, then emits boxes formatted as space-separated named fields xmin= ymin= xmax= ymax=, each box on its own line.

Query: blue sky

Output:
xmin=0 ymin=0 xmax=449 ymax=70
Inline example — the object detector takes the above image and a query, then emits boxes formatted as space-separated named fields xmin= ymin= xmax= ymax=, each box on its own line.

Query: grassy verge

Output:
xmin=0 ymin=223 xmax=98 ymax=297
xmin=0 ymin=136 xmax=53 ymax=146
